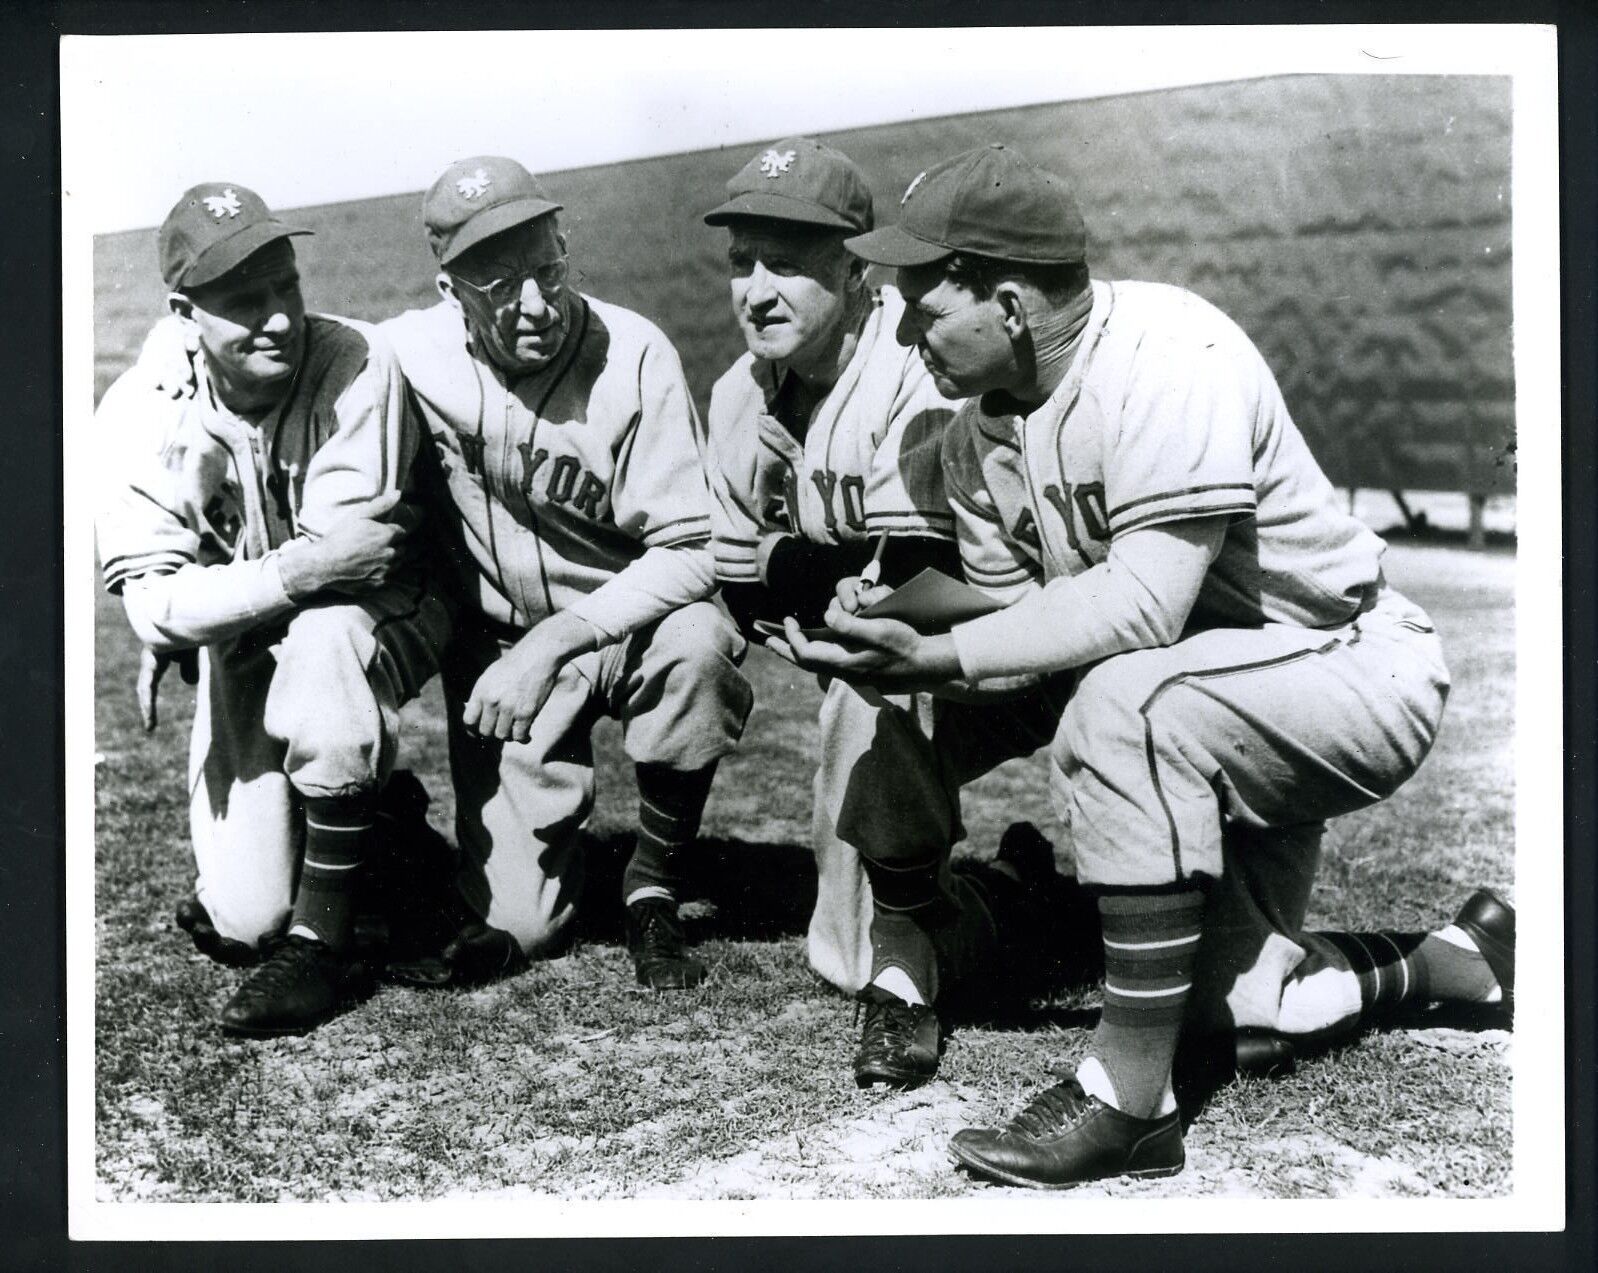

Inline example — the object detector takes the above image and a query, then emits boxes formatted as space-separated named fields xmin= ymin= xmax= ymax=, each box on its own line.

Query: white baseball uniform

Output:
xmin=381 ymin=295 xmax=752 ymax=954
xmin=940 ymin=279 xmax=1451 ymax=1035
xmin=96 ymin=315 xmax=452 ymax=945
xmin=709 ymin=285 xmax=1064 ymax=994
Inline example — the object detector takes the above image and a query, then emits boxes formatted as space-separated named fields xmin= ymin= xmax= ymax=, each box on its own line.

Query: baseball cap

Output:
xmin=424 ymin=156 xmax=564 ymax=266
xmin=845 ymin=144 xmax=1086 ymax=268
xmin=703 ymin=137 xmax=873 ymax=233
xmin=158 ymin=183 xmax=312 ymax=291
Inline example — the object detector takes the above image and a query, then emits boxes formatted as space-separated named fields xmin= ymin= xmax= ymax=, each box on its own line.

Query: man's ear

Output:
xmin=166 ymin=291 xmax=194 ymax=323
xmin=436 ymin=272 xmax=462 ymax=309
xmin=993 ymin=281 xmax=1031 ymax=341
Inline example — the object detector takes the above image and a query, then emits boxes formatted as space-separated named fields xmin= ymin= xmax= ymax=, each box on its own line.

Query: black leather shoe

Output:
xmin=218 ymin=935 xmax=374 ymax=1038
xmin=996 ymin=821 xmax=1059 ymax=884
xmin=627 ymin=899 xmax=707 ymax=990
xmin=950 ymin=1078 xmax=1184 ymax=1189
xmin=853 ymin=986 xmax=941 ymax=1089
xmin=1453 ymin=888 xmax=1515 ymax=1011
xmin=1234 ymin=1028 xmax=1297 ymax=1077
xmin=386 ymin=920 xmax=528 ymax=988
xmin=175 ymin=895 xmax=261 ymax=969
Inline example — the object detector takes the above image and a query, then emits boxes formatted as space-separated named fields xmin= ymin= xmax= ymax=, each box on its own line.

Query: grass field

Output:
xmin=91 ymin=540 xmax=1514 ymax=1204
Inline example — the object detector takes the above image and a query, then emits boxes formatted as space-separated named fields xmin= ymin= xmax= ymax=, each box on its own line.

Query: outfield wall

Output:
xmin=93 ymin=74 xmax=1514 ymax=495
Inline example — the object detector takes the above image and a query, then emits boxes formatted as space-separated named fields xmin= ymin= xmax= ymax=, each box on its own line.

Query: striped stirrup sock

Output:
xmin=862 ymin=849 xmax=962 ymax=1005
xmin=624 ymin=762 xmax=718 ymax=906
xmin=1087 ymin=888 xmax=1206 ymax=1119
xmin=292 ymin=793 xmax=375 ymax=950
xmin=1307 ymin=926 xmax=1499 ymax=1012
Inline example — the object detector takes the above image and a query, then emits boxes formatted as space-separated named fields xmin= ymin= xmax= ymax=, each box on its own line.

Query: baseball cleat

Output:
xmin=853 ymin=986 xmax=941 ymax=1089
xmin=1232 ymin=1028 xmax=1297 ymax=1078
xmin=949 ymin=1078 xmax=1184 ymax=1189
xmin=175 ymin=895 xmax=261 ymax=969
xmin=995 ymin=821 xmax=1059 ymax=884
xmin=1452 ymin=888 xmax=1515 ymax=1012
xmin=218 ymin=935 xmax=374 ymax=1038
xmin=626 ymin=898 xmax=707 ymax=990
xmin=385 ymin=920 xmax=528 ymax=988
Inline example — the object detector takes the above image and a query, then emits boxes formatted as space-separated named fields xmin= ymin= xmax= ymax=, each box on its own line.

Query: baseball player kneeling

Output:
xmin=702 ymin=138 xmax=1096 ymax=1089
xmin=96 ymin=185 xmax=451 ymax=1037
xmin=377 ymin=158 xmax=753 ymax=988
xmin=775 ymin=145 xmax=1513 ymax=1188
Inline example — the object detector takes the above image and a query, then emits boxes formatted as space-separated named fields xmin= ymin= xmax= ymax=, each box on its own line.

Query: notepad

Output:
xmin=751 ymin=569 xmax=1003 ymax=642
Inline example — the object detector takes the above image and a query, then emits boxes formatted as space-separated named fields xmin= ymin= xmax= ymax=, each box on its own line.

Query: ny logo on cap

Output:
xmin=456 ymin=168 xmax=492 ymax=199
xmin=900 ymin=172 xmax=928 ymax=206
xmin=203 ymin=189 xmax=243 ymax=219
xmin=759 ymin=149 xmax=796 ymax=179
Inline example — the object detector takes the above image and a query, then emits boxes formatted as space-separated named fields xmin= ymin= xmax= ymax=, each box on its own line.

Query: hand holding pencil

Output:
xmin=836 ymin=532 xmax=892 ymax=614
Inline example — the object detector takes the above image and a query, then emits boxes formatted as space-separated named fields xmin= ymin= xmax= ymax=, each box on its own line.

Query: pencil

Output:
xmin=859 ymin=531 xmax=890 ymax=587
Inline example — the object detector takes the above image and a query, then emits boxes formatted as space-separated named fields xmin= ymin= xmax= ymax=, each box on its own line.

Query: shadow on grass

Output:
xmin=574 ymin=828 xmax=820 ymax=942
xmin=1172 ymin=1000 xmax=1515 ymax=1127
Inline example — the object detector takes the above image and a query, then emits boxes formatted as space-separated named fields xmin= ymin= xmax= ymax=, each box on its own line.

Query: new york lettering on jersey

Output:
xmin=512 ymin=440 xmax=609 ymax=521
xmin=1021 ymin=396 xmax=1114 ymax=575
xmin=750 ymin=419 xmax=871 ymax=544
xmin=438 ymin=392 xmax=615 ymax=528
xmin=189 ymin=398 xmax=304 ymax=558
xmin=383 ymin=295 xmax=712 ymax=629
xmin=707 ymin=286 xmax=956 ymax=585
xmin=806 ymin=467 xmax=868 ymax=536
xmin=753 ymin=476 xmax=867 ymax=539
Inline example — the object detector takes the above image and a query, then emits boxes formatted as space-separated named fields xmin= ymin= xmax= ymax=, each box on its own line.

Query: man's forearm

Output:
xmin=950 ymin=518 xmax=1227 ymax=681
xmin=120 ymin=557 xmax=296 ymax=652
xmin=519 ymin=608 xmax=604 ymax=665
xmin=564 ymin=543 xmax=718 ymax=644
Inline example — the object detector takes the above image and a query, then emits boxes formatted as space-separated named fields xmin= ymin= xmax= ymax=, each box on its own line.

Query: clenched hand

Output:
xmin=277 ymin=490 xmax=414 ymax=600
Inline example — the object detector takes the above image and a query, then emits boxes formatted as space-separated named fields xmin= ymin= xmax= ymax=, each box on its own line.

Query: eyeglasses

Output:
xmin=452 ymin=257 xmax=570 ymax=307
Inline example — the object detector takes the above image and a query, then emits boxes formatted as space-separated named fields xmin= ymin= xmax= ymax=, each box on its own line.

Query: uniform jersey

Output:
xmin=707 ymin=286 xmax=957 ymax=582
xmin=381 ymin=295 xmax=714 ymax=639
xmin=96 ymin=314 xmax=421 ymax=644
xmin=942 ymin=279 xmax=1388 ymax=635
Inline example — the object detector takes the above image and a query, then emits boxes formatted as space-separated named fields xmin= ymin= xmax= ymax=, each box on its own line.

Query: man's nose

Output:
xmin=895 ymin=309 xmax=919 ymax=348
xmin=745 ymin=261 xmax=777 ymax=308
xmin=517 ymin=276 xmax=553 ymax=320
xmin=260 ymin=307 xmax=293 ymax=336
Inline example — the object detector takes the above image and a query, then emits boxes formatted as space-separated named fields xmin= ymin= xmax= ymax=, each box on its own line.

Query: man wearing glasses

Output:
xmin=377 ymin=157 xmax=753 ymax=988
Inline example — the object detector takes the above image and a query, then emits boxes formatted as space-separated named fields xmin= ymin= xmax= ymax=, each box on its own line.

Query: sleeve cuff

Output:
xmin=257 ymin=554 xmax=294 ymax=614
xmin=950 ymin=607 xmax=1031 ymax=682
xmin=564 ymin=591 xmax=628 ymax=644
xmin=755 ymin=532 xmax=794 ymax=585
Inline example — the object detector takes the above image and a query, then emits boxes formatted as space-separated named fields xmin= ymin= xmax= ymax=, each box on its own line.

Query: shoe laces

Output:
xmin=241 ymin=933 xmax=333 ymax=994
xmin=633 ymin=902 xmax=688 ymax=963
xmin=855 ymin=991 xmax=926 ymax=1052
xmin=1007 ymin=1078 xmax=1094 ymax=1138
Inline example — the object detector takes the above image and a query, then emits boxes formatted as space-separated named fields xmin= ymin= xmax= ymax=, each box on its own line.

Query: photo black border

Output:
xmin=12 ymin=0 xmax=1596 ymax=1268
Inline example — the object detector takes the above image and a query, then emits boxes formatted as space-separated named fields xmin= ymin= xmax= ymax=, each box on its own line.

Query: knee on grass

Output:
xmin=200 ymin=891 xmax=291 ymax=950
